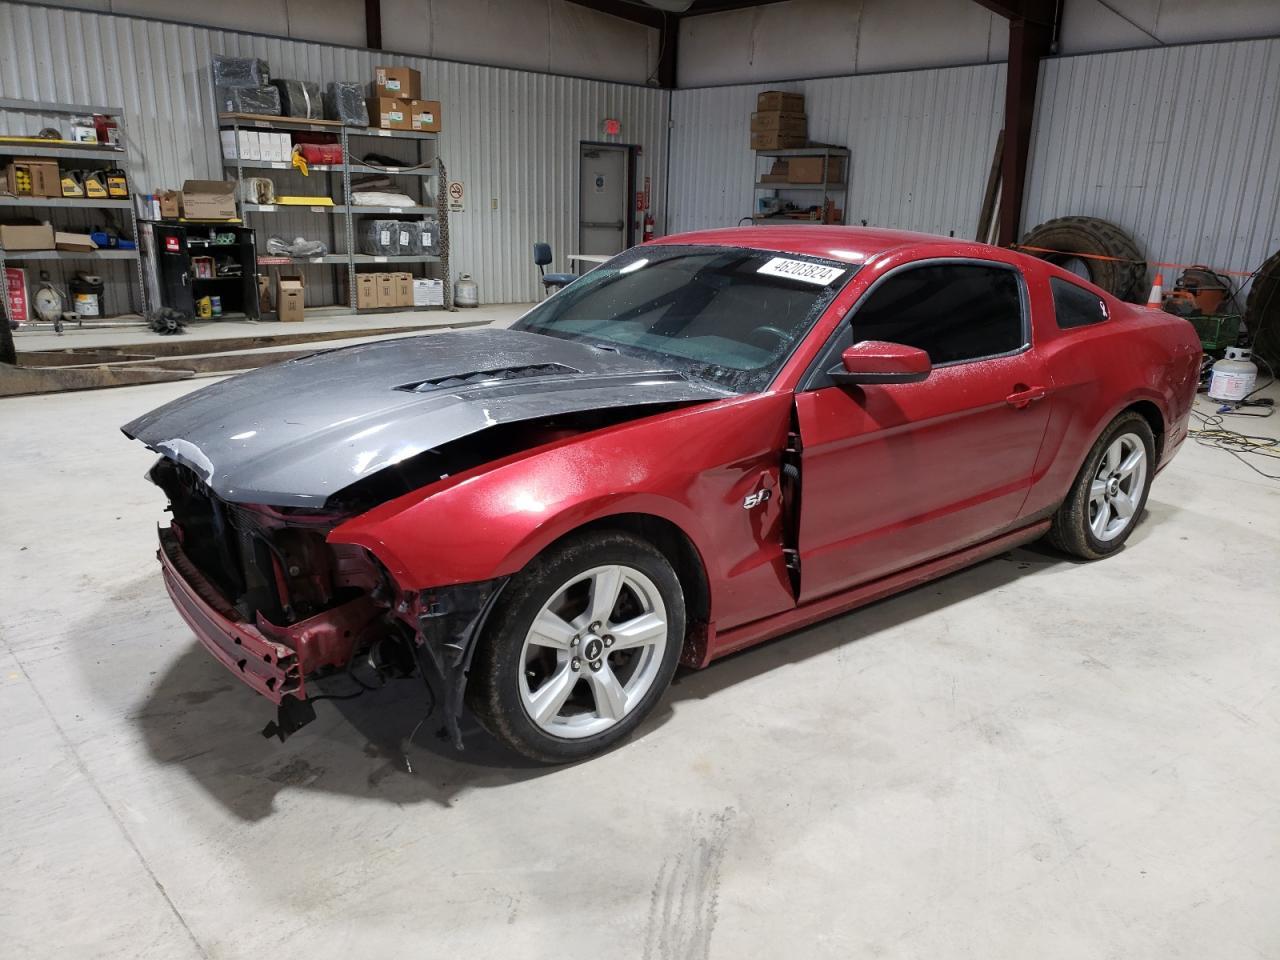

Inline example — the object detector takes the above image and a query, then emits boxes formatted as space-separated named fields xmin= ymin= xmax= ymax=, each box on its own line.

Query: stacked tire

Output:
xmin=1019 ymin=216 xmax=1147 ymax=302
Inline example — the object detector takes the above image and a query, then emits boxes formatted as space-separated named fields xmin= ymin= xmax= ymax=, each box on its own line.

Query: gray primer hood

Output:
xmin=122 ymin=328 xmax=731 ymax=507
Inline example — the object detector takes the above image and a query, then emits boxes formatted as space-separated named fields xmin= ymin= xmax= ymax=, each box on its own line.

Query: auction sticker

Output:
xmin=757 ymin=257 xmax=844 ymax=286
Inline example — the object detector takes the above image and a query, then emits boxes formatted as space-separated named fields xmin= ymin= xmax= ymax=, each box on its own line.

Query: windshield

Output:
xmin=512 ymin=244 xmax=855 ymax=393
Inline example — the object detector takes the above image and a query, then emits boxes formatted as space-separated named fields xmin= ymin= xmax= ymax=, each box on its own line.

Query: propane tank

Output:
xmin=455 ymin=273 xmax=478 ymax=308
xmin=1208 ymin=346 xmax=1259 ymax=402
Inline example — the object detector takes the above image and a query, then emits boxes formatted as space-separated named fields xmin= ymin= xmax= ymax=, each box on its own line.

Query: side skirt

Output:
xmin=706 ymin=520 xmax=1051 ymax=661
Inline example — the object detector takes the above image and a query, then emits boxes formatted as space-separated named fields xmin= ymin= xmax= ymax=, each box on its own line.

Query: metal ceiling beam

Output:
xmin=969 ymin=0 xmax=1056 ymax=27
xmin=564 ymin=0 xmax=665 ymax=29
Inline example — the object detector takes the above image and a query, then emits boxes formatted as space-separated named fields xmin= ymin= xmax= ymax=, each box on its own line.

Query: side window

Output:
xmin=849 ymin=263 xmax=1025 ymax=365
xmin=1051 ymin=277 xmax=1108 ymax=329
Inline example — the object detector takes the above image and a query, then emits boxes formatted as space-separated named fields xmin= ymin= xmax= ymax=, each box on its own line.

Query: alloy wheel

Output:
xmin=1088 ymin=433 xmax=1147 ymax=542
xmin=518 ymin=564 xmax=669 ymax=739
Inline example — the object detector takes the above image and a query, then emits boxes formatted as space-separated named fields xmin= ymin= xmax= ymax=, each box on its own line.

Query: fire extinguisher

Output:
xmin=642 ymin=212 xmax=655 ymax=243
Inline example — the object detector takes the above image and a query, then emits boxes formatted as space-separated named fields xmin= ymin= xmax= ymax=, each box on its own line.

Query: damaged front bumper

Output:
xmin=158 ymin=527 xmax=382 ymax=733
xmin=159 ymin=525 xmax=508 ymax=747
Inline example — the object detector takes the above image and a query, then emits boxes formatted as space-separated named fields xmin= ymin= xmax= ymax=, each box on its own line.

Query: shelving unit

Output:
xmin=751 ymin=145 xmax=850 ymax=226
xmin=0 ymin=98 xmax=146 ymax=323
xmin=219 ymin=113 xmax=449 ymax=313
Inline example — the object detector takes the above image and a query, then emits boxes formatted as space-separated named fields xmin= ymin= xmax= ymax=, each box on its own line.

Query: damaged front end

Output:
xmin=150 ymin=457 xmax=505 ymax=746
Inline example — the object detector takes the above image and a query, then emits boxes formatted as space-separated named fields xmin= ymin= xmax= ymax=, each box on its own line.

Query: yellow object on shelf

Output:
xmin=274 ymin=195 xmax=334 ymax=206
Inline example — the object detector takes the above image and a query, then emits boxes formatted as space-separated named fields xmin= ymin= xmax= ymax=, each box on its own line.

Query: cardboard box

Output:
xmin=180 ymin=180 xmax=237 ymax=220
xmin=393 ymin=272 xmax=413 ymax=306
xmin=787 ymin=156 xmax=845 ymax=184
xmin=751 ymin=111 xmax=806 ymax=136
xmin=355 ymin=273 xmax=378 ymax=309
xmin=408 ymin=99 xmax=441 ymax=132
xmin=375 ymin=65 xmax=421 ymax=99
xmin=158 ymin=190 xmax=182 ymax=219
xmin=375 ymin=272 xmax=396 ymax=307
xmin=368 ymin=97 xmax=411 ymax=130
xmin=0 ymin=222 xmax=56 ymax=250
xmin=220 ymin=130 xmax=238 ymax=160
xmin=751 ymin=131 xmax=806 ymax=151
xmin=55 ymin=231 xmax=97 ymax=252
xmin=413 ymin=278 xmax=444 ymax=308
xmin=257 ymin=274 xmax=273 ymax=314
xmin=757 ymin=90 xmax=804 ymax=113
xmin=5 ymin=159 xmax=61 ymax=198
xmin=276 ymin=273 xmax=305 ymax=322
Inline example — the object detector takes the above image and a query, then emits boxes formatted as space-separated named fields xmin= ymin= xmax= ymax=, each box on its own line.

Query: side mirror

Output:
xmin=829 ymin=340 xmax=931 ymax=385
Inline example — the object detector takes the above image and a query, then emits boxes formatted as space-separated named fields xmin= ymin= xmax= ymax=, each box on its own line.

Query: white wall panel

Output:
xmin=0 ymin=1 xmax=670 ymax=305
xmin=1024 ymin=38 xmax=1280 ymax=285
xmin=667 ymin=64 xmax=1004 ymax=240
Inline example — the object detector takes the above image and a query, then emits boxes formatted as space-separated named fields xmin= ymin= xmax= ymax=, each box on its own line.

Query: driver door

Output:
xmin=794 ymin=259 xmax=1052 ymax=603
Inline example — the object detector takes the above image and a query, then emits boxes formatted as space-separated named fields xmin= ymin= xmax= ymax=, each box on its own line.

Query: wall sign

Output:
xmin=448 ymin=180 xmax=465 ymax=213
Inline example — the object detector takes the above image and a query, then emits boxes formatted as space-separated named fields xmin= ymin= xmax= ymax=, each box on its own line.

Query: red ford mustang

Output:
xmin=124 ymin=226 xmax=1200 ymax=762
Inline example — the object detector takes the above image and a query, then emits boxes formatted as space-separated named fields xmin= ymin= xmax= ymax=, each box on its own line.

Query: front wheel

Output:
xmin=1049 ymin=411 xmax=1156 ymax=560
xmin=469 ymin=531 xmax=684 ymax=763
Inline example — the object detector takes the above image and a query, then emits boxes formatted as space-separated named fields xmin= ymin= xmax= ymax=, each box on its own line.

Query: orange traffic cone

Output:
xmin=1146 ymin=272 xmax=1164 ymax=307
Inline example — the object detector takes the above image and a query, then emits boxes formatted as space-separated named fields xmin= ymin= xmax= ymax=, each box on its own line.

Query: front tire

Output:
xmin=1049 ymin=411 xmax=1155 ymax=560
xmin=470 ymin=531 xmax=684 ymax=763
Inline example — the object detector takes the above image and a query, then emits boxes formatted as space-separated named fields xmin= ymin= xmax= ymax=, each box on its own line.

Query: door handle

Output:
xmin=581 ymin=220 xmax=624 ymax=230
xmin=1005 ymin=384 xmax=1047 ymax=409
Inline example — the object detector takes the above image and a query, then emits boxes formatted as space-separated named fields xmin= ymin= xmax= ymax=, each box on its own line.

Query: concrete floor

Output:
xmin=1 ymin=344 xmax=1278 ymax=959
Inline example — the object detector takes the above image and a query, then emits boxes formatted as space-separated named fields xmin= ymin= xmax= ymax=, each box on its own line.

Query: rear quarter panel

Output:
xmin=1023 ymin=274 xmax=1200 ymax=517
xmin=329 ymin=393 xmax=797 ymax=632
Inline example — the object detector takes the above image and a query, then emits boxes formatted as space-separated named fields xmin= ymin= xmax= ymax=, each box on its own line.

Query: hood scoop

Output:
xmin=397 ymin=362 xmax=582 ymax=393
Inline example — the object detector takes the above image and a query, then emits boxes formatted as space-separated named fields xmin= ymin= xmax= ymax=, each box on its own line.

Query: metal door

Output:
xmin=578 ymin=144 xmax=630 ymax=258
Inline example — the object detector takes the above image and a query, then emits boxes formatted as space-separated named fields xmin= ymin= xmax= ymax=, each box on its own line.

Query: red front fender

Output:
xmin=327 ymin=394 xmax=795 ymax=629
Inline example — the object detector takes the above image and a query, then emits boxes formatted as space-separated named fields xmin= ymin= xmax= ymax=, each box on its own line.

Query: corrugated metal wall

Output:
xmin=1025 ymin=37 xmax=1280 ymax=285
xmin=667 ymin=64 xmax=1006 ymax=239
xmin=0 ymin=1 xmax=670 ymax=306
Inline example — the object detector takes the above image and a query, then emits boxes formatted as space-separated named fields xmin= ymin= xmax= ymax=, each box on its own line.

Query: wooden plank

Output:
xmin=0 ymin=363 xmax=193 ymax=397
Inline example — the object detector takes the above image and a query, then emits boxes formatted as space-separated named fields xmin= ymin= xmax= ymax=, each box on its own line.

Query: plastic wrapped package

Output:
xmin=267 ymin=235 xmax=329 ymax=257
xmin=359 ymin=219 xmax=402 ymax=256
xmin=212 ymin=55 xmax=270 ymax=88
xmin=271 ymin=79 xmax=323 ymax=119
xmin=401 ymin=219 xmax=439 ymax=256
xmin=325 ymin=82 xmax=369 ymax=126
xmin=350 ymin=191 xmax=416 ymax=207
xmin=240 ymin=178 xmax=275 ymax=204
xmin=216 ymin=85 xmax=282 ymax=116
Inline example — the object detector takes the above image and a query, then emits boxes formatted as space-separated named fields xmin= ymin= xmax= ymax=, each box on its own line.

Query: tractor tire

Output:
xmin=1244 ymin=248 xmax=1280 ymax=370
xmin=1019 ymin=216 xmax=1147 ymax=302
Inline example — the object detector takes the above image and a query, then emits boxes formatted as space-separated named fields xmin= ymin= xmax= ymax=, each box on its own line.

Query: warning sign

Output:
xmin=447 ymin=180 xmax=465 ymax=213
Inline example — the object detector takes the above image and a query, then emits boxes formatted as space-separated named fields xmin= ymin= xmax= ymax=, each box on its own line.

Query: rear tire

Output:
xmin=469 ymin=531 xmax=684 ymax=763
xmin=1244 ymin=248 xmax=1280 ymax=369
xmin=1049 ymin=412 xmax=1155 ymax=560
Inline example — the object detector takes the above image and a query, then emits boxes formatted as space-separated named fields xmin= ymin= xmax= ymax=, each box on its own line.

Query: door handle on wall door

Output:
xmin=1005 ymin=385 xmax=1047 ymax=409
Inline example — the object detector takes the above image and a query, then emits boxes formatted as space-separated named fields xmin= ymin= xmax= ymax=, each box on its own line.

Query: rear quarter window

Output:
xmin=1051 ymin=277 xmax=1108 ymax=329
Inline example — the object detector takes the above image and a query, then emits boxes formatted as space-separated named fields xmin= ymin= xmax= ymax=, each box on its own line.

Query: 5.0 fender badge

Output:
xmin=743 ymin=489 xmax=772 ymax=510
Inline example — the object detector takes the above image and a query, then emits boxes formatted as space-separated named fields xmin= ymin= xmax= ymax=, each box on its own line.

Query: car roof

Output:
xmin=646 ymin=225 xmax=959 ymax=265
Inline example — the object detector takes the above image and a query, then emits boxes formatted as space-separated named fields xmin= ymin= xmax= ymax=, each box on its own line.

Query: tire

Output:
xmin=1244 ymin=248 xmax=1280 ymax=370
xmin=469 ymin=531 xmax=685 ymax=763
xmin=1019 ymin=216 xmax=1147 ymax=302
xmin=1048 ymin=411 xmax=1156 ymax=560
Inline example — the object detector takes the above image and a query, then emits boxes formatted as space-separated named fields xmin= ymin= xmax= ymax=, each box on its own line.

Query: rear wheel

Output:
xmin=1049 ymin=412 xmax=1155 ymax=559
xmin=470 ymin=531 xmax=684 ymax=763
